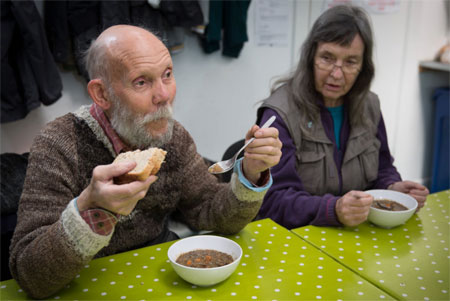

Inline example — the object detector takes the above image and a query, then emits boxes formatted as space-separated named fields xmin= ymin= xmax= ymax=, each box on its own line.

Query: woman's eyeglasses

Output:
xmin=315 ymin=54 xmax=361 ymax=75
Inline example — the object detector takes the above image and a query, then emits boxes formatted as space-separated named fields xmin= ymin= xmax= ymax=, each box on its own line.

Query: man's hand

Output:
xmin=388 ymin=181 xmax=429 ymax=211
xmin=77 ymin=161 xmax=157 ymax=215
xmin=241 ymin=124 xmax=282 ymax=184
xmin=336 ymin=190 xmax=373 ymax=227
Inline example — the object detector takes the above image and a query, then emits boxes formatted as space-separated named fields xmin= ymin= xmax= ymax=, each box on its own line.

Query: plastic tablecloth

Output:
xmin=292 ymin=190 xmax=450 ymax=300
xmin=1 ymin=219 xmax=393 ymax=300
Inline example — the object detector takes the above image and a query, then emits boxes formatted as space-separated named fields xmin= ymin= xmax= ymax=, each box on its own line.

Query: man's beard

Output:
xmin=108 ymin=93 xmax=174 ymax=149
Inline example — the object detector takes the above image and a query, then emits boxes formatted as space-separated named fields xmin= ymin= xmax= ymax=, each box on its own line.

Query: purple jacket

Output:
xmin=257 ymin=107 xmax=402 ymax=229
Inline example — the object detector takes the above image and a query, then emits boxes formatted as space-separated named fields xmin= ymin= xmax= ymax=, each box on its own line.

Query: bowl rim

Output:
xmin=366 ymin=189 xmax=418 ymax=214
xmin=167 ymin=235 xmax=243 ymax=271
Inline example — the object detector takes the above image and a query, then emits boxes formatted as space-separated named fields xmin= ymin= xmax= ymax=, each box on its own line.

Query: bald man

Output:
xmin=9 ymin=25 xmax=282 ymax=299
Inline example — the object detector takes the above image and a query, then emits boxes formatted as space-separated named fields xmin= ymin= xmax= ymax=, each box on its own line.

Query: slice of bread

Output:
xmin=113 ymin=148 xmax=167 ymax=184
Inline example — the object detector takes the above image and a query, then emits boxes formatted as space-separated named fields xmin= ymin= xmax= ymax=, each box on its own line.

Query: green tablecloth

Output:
xmin=292 ymin=190 xmax=450 ymax=300
xmin=1 ymin=219 xmax=392 ymax=300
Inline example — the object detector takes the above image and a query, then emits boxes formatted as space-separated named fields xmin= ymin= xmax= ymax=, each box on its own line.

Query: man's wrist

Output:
xmin=241 ymin=160 xmax=261 ymax=184
xmin=77 ymin=189 xmax=91 ymax=211
xmin=235 ymin=158 xmax=272 ymax=191
xmin=254 ymin=169 xmax=270 ymax=187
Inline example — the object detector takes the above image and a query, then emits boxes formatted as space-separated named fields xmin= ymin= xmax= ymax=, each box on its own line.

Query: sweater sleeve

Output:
xmin=172 ymin=126 xmax=266 ymax=235
xmin=372 ymin=114 xmax=402 ymax=188
xmin=8 ymin=118 xmax=109 ymax=299
xmin=257 ymin=108 xmax=342 ymax=229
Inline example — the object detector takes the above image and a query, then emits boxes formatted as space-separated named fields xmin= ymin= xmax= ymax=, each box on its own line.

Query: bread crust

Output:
xmin=113 ymin=148 xmax=167 ymax=184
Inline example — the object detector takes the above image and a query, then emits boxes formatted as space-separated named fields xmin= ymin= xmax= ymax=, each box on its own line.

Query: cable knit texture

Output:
xmin=9 ymin=106 xmax=265 ymax=299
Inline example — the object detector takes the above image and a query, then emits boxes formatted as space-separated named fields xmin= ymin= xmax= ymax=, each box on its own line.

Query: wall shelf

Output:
xmin=419 ymin=61 xmax=450 ymax=73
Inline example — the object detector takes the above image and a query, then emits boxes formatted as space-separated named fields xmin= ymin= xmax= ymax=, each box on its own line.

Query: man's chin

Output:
xmin=145 ymin=118 xmax=174 ymax=147
xmin=152 ymin=118 xmax=168 ymax=128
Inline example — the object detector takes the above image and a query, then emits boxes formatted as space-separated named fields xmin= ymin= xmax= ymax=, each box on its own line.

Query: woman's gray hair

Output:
xmin=272 ymin=5 xmax=375 ymax=134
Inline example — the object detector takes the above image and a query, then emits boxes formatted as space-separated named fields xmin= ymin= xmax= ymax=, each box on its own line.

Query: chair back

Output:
xmin=221 ymin=139 xmax=245 ymax=182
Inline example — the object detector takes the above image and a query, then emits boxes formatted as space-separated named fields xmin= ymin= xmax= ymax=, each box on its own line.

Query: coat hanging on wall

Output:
xmin=200 ymin=0 xmax=251 ymax=58
xmin=1 ymin=0 xmax=63 ymax=123
xmin=44 ymin=0 xmax=204 ymax=82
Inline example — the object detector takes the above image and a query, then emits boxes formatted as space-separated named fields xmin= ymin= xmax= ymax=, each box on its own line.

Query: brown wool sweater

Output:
xmin=9 ymin=106 xmax=266 ymax=299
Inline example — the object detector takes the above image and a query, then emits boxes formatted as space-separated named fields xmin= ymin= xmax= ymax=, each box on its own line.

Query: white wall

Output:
xmin=1 ymin=0 xmax=448 ymax=186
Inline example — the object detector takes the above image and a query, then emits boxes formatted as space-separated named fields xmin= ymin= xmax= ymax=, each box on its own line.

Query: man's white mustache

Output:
xmin=141 ymin=105 xmax=173 ymax=123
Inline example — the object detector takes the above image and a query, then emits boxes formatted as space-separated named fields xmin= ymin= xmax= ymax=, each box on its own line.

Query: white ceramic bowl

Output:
xmin=366 ymin=189 xmax=418 ymax=228
xmin=167 ymin=235 xmax=242 ymax=286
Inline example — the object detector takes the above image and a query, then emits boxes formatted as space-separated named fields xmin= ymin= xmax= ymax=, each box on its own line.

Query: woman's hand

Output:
xmin=336 ymin=190 xmax=373 ymax=227
xmin=388 ymin=181 xmax=429 ymax=211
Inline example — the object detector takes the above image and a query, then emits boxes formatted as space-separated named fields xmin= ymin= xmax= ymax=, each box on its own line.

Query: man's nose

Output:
xmin=152 ymin=80 xmax=169 ymax=104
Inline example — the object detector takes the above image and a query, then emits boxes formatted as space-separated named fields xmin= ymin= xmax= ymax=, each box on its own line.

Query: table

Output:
xmin=0 ymin=219 xmax=392 ymax=300
xmin=292 ymin=190 xmax=450 ymax=300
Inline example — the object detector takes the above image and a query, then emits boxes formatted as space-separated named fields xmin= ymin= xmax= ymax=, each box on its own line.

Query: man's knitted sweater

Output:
xmin=9 ymin=106 xmax=266 ymax=299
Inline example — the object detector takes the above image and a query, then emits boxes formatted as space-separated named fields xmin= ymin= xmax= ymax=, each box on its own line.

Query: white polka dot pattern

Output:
xmin=0 ymin=219 xmax=392 ymax=300
xmin=292 ymin=190 xmax=450 ymax=301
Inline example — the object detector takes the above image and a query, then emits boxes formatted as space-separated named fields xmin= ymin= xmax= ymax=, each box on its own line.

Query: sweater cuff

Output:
xmin=231 ymin=162 xmax=269 ymax=203
xmin=326 ymin=197 xmax=342 ymax=226
xmin=61 ymin=199 xmax=113 ymax=259
xmin=235 ymin=158 xmax=273 ymax=192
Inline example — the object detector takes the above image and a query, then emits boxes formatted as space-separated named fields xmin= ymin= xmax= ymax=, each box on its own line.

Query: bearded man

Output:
xmin=9 ymin=25 xmax=282 ymax=299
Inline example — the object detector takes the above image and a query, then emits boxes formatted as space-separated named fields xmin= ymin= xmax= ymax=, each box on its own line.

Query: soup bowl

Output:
xmin=366 ymin=189 xmax=418 ymax=228
xmin=167 ymin=235 xmax=242 ymax=286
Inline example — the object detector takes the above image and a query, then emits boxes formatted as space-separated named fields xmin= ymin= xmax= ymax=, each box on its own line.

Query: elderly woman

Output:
xmin=256 ymin=5 xmax=429 ymax=229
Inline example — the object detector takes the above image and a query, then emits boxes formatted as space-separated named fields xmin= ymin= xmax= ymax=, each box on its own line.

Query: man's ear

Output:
xmin=87 ymin=79 xmax=111 ymax=110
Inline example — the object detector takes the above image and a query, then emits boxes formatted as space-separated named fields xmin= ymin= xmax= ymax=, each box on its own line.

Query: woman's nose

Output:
xmin=330 ymin=64 xmax=344 ymax=78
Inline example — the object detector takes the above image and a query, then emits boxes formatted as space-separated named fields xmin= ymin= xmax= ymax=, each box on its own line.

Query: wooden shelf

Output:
xmin=419 ymin=61 xmax=450 ymax=72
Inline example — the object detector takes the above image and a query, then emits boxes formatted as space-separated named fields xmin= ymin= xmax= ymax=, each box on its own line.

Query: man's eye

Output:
xmin=136 ymin=80 xmax=146 ymax=86
xmin=164 ymin=70 xmax=172 ymax=79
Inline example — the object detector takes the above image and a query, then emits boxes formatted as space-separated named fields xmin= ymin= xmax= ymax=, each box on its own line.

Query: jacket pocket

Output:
xmin=359 ymin=144 xmax=379 ymax=183
xmin=296 ymin=151 xmax=326 ymax=195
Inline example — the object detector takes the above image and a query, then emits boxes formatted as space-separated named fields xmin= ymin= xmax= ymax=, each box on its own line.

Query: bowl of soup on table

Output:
xmin=366 ymin=189 xmax=418 ymax=228
xmin=167 ymin=235 xmax=242 ymax=286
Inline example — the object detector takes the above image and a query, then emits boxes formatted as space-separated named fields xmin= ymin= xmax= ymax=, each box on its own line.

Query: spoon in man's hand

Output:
xmin=208 ymin=116 xmax=276 ymax=174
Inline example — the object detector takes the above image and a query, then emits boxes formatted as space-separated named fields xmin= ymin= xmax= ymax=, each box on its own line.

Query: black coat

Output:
xmin=1 ymin=0 xmax=62 ymax=123
xmin=44 ymin=0 xmax=204 ymax=81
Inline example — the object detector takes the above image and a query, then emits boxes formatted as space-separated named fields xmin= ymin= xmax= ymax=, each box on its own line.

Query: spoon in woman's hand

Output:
xmin=208 ymin=116 xmax=276 ymax=174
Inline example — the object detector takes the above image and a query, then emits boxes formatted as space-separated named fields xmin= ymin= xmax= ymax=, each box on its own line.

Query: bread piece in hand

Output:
xmin=113 ymin=148 xmax=167 ymax=184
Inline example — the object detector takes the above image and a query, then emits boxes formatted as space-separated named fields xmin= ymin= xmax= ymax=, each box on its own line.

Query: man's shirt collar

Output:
xmin=89 ymin=103 xmax=131 ymax=155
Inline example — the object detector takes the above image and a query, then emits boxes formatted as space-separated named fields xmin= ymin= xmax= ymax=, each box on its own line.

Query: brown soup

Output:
xmin=208 ymin=164 xmax=223 ymax=173
xmin=372 ymin=199 xmax=408 ymax=211
xmin=176 ymin=249 xmax=233 ymax=268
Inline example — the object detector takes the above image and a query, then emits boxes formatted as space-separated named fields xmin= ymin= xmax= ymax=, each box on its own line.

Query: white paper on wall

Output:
xmin=323 ymin=0 xmax=400 ymax=14
xmin=254 ymin=0 xmax=291 ymax=47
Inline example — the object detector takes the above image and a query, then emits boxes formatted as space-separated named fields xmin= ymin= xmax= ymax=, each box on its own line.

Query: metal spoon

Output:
xmin=374 ymin=200 xmax=392 ymax=210
xmin=208 ymin=116 xmax=276 ymax=174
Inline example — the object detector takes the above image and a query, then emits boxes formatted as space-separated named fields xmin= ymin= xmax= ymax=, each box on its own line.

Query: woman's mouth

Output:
xmin=325 ymin=83 xmax=341 ymax=91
